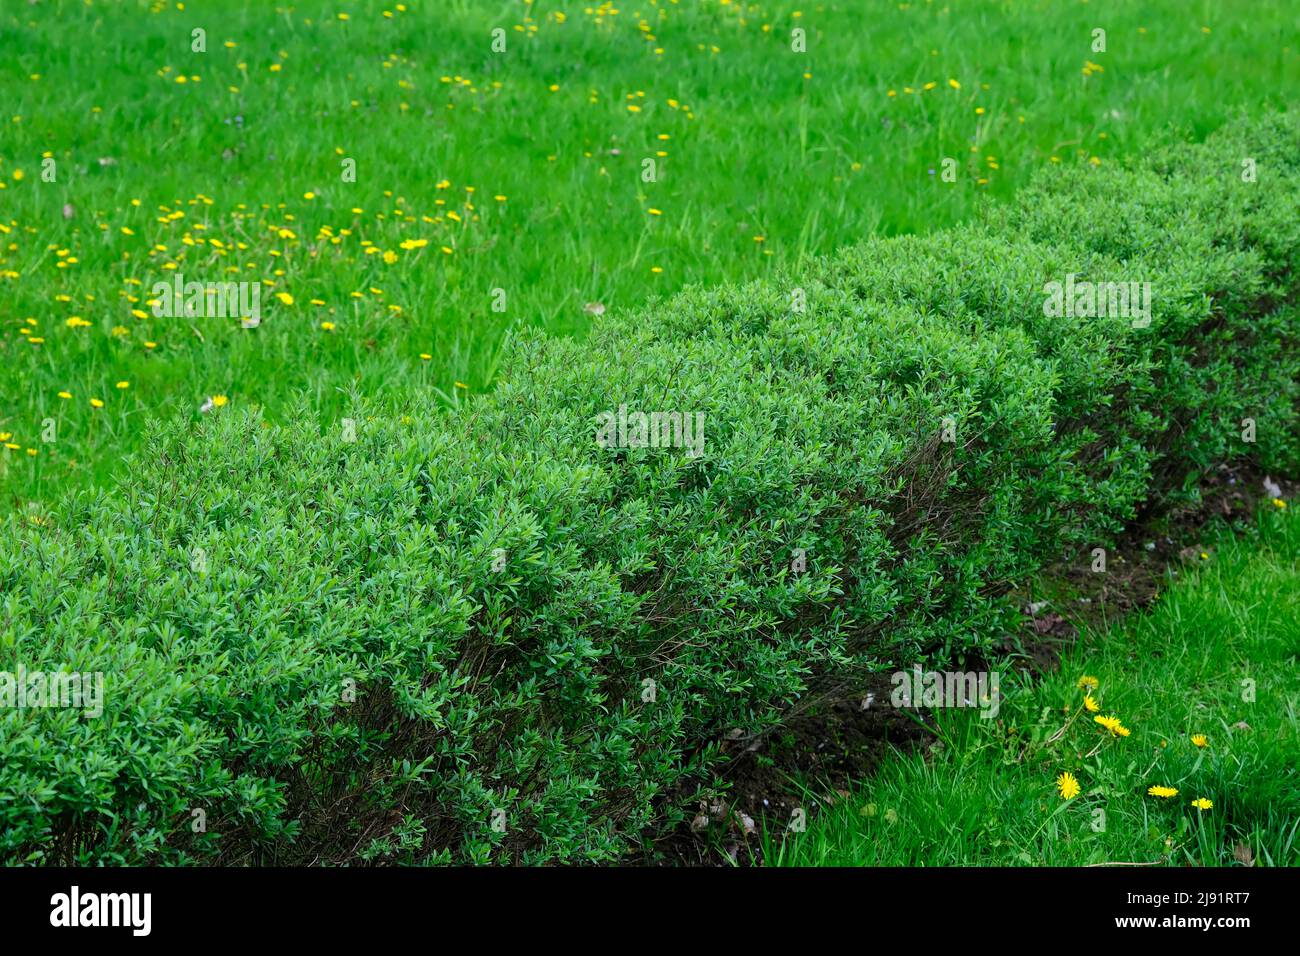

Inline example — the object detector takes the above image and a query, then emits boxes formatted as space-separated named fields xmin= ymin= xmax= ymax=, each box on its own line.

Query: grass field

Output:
xmin=1 ymin=0 xmax=1298 ymax=503
xmin=767 ymin=503 xmax=1300 ymax=867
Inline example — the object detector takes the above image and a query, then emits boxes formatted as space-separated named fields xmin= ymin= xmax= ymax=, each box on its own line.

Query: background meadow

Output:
xmin=1 ymin=0 xmax=1298 ymax=503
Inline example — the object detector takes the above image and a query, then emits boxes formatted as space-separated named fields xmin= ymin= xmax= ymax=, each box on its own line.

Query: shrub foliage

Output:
xmin=2 ymin=114 xmax=1298 ymax=864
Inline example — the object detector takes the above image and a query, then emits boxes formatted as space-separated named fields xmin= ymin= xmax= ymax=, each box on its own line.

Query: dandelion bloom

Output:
xmin=1094 ymin=715 xmax=1124 ymax=735
xmin=1191 ymin=734 xmax=1208 ymax=748
xmin=1077 ymin=676 xmax=1099 ymax=692
xmin=1147 ymin=785 xmax=1178 ymax=798
xmin=211 ymin=394 xmax=229 ymax=407
xmin=1056 ymin=772 xmax=1080 ymax=800
xmin=1191 ymin=798 xmax=1213 ymax=811
xmin=1083 ymin=695 xmax=1100 ymax=713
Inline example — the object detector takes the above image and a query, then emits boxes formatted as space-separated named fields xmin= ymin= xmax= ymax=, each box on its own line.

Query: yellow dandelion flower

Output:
xmin=115 ymin=381 xmax=130 ymax=389
xmin=1083 ymin=695 xmax=1100 ymax=713
xmin=1094 ymin=715 xmax=1124 ymax=736
xmin=1077 ymin=675 xmax=1099 ymax=691
xmin=1148 ymin=785 xmax=1178 ymax=798
xmin=211 ymin=394 xmax=228 ymax=407
xmin=1191 ymin=798 xmax=1213 ymax=811
xmin=1191 ymin=734 xmax=1208 ymax=748
xmin=90 ymin=398 xmax=104 ymax=409
xmin=276 ymin=292 xmax=294 ymax=305
xmin=1056 ymin=772 xmax=1080 ymax=800
xmin=320 ymin=321 xmax=335 ymax=331
xmin=58 ymin=391 xmax=72 ymax=400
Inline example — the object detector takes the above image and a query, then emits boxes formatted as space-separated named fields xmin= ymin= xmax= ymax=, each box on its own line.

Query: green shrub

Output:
xmin=2 ymin=112 xmax=1298 ymax=864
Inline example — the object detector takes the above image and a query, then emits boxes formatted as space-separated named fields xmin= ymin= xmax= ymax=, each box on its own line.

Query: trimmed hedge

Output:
xmin=2 ymin=113 xmax=1298 ymax=864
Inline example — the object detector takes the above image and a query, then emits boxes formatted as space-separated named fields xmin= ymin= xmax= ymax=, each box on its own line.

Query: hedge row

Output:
xmin=2 ymin=113 xmax=1298 ymax=864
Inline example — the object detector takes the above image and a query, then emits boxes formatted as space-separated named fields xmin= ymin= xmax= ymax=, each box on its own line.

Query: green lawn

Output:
xmin=767 ymin=503 xmax=1300 ymax=867
xmin=1 ymin=0 xmax=1298 ymax=503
